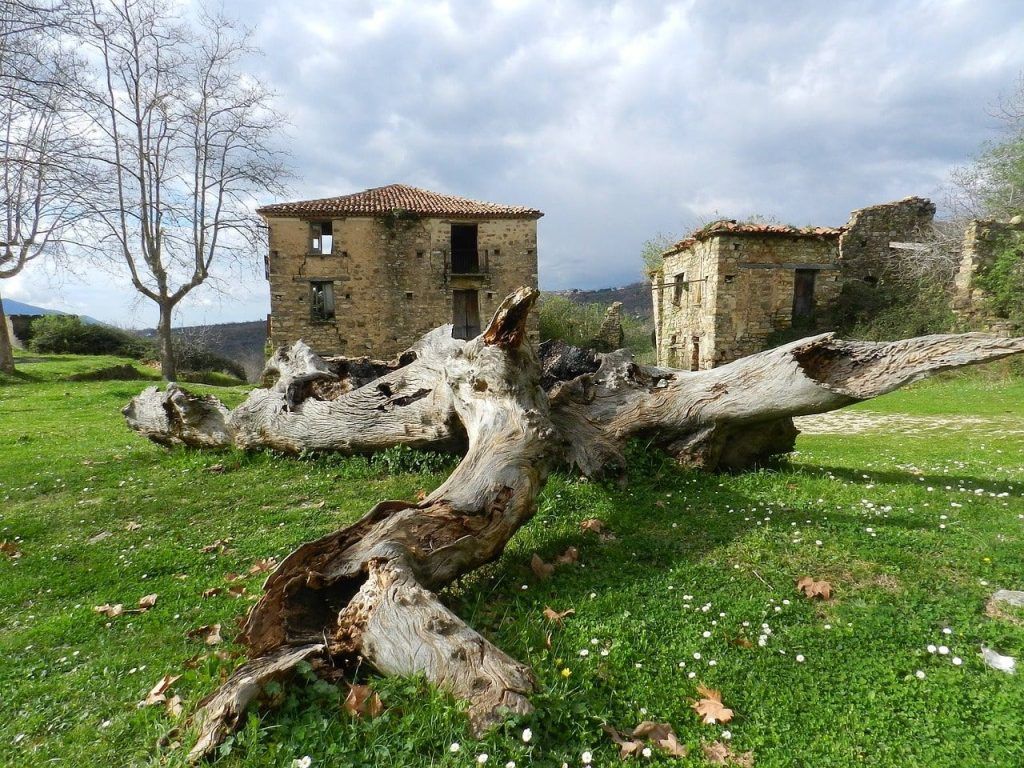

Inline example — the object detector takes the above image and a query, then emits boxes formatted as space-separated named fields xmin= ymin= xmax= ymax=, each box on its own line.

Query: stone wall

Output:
xmin=589 ymin=301 xmax=624 ymax=352
xmin=839 ymin=197 xmax=936 ymax=283
xmin=265 ymin=215 xmax=538 ymax=358
xmin=953 ymin=217 xmax=1024 ymax=332
xmin=653 ymin=234 xmax=838 ymax=368
xmin=712 ymin=234 xmax=839 ymax=364
xmin=653 ymin=238 xmax=718 ymax=369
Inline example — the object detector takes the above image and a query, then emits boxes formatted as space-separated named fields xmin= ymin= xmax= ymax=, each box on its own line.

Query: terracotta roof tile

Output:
xmin=257 ymin=183 xmax=543 ymax=219
xmin=664 ymin=220 xmax=841 ymax=255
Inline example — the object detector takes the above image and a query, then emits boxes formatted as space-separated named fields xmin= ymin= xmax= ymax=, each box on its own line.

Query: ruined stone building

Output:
xmin=953 ymin=215 xmax=1024 ymax=333
xmin=651 ymin=197 xmax=936 ymax=369
xmin=258 ymin=184 xmax=542 ymax=358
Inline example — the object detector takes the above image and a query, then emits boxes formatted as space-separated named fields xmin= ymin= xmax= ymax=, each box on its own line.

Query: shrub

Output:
xmin=539 ymin=294 xmax=654 ymax=360
xmin=974 ymin=230 xmax=1024 ymax=330
xmin=29 ymin=315 xmax=154 ymax=358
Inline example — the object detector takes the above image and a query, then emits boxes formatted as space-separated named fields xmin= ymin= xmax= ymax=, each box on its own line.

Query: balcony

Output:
xmin=450 ymin=248 xmax=488 ymax=276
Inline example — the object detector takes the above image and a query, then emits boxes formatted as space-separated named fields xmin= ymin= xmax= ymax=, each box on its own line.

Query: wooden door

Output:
xmin=452 ymin=290 xmax=480 ymax=340
xmin=792 ymin=269 xmax=816 ymax=321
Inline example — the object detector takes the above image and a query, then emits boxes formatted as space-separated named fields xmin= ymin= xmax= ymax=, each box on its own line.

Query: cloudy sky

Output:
xmin=9 ymin=0 xmax=1024 ymax=327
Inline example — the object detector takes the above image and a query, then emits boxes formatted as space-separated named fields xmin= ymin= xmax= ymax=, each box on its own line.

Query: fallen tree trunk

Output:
xmin=121 ymin=288 xmax=1024 ymax=761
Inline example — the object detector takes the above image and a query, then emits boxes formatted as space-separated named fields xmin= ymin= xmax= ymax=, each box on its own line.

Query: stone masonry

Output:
xmin=259 ymin=184 xmax=542 ymax=358
xmin=651 ymin=198 xmax=936 ymax=369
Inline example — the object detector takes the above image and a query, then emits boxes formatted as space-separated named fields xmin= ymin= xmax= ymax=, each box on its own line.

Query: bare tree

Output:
xmin=0 ymin=0 xmax=90 ymax=374
xmin=76 ymin=0 xmax=286 ymax=380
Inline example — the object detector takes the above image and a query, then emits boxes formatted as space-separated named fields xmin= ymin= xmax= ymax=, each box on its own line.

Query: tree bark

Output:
xmin=120 ymin=288 xmax=1024 ymax=761
xmin=157 ymin=302 xmax=176 ymax=382
xmin=0 ymin=287 xmax=14 ymax=375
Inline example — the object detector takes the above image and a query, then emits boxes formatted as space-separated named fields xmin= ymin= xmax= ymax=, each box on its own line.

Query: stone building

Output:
xmin=258 ymin=184 xmax=542 ymax=358
xmin=651 ymin=197 xmax=935 ymax=369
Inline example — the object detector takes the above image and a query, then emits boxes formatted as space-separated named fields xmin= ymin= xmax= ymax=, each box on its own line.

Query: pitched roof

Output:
xmin=664 ymin=220 xmax=841 ymax=256
xmin=257 ymin=183 xmax=543 ymax=219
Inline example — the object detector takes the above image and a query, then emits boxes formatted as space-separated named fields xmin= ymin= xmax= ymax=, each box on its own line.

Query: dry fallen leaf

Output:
xmin=530 ymin=553 xmax=555 ymax=580
xmin=555 ymin=546 xmax=579 ymax=565
xmin=200 ymin=538 xmax=233 ymax=554
xmin=204 ymin=463 xmax=226 ymax=473
xmin=0 ymin=540 xmax=22 ymax=559
xmin=796 ymin=576 xmax=832 ymax=600
xmin=187 ymin=623 xmax=223 ymax=645
xmin=142 ymin=673 xmax=181 ymax=706
xmin=602 ymin=724 xmax=645 ymax=760
xmin=692 ymin=684 xmax=734 ymax=725
xmin=202 ymin=587 xmax=223 ymax=598
xmin=125 ymin=521 xmax=142 ymax=531
xmin=703 ymin=741 xmax=753 ymax=767
xmin=93 ymin=603 xmax=124 ymax=618
xmin=343 ymin=683 xmax=384 ymax=718
xmin=543 ymin=606 xmax=575 ymax=624
xmin=248 ymin=557 xmax=278 ymax=575
xmin=87 ymin=530 xmax=112 ymax=544
xmin=138 ymin=593 xmax=158 ymax=610
xmin=581 ymin=518 xmax=605 ymax=533
xmin=227 ymin=585 xmax=248 ymax=598
xmin=183 ymin=653 xmax=207 ymax=669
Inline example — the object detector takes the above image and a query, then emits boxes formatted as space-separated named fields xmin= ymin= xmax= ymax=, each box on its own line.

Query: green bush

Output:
xmin=28 ymin=315 xmax=154 ymax=358
xmin=831 ymin=276 xmax=956 ymax=341
xmin=974 ymin=230 xmax=1024 ymax=329
xmin=538 ymin=294 xmax=654 ymax=360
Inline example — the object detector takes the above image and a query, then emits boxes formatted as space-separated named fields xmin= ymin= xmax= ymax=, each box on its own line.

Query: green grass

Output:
xmin=1 ymin=352 xmax=1023 ymax=767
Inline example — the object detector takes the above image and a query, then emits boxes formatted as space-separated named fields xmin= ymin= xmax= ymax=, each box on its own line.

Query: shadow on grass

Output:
xmin=792 ymin=463 xmax=1020 ymax=495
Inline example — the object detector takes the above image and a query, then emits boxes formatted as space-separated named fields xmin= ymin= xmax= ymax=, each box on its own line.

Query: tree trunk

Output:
xmin=157 ymin=301 xmax=176 ymax=382
xmin=0 ymin=287 xmax=15 ymax=375
xmin=120 ymin=288 xmax=1024 ymax=761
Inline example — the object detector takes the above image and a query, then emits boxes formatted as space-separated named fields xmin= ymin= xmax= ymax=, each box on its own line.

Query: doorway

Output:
xmin=452 ymin=290 xmax=480 ymax=340
xmin=450 ymin=224 xmax=479 ymax=273
xmin=792 ymin=269 xmax=816 ymax=321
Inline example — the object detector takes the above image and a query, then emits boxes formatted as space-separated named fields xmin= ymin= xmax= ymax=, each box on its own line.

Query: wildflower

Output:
xmin=795 ymin=654 xmax=805 ymax=663
xmin=708 ymin=659 xmax=717 ymax=666
xmin=693 ymin=652 xmax=701 ymax=660
xmin=642 ymin=746 xmax=652 ymax=757
xmin=291 ymin=758 xmax=312 ymax=768
xmin=506 ymin=762 xmax=516 ymax=768
xmin=687 ymin=671 xmax=696 ymax=679
xmin=915 ymin=670 xmax=926 ymax=679
xmin=579 ymin=649 xmax=589 ymax=657
xmin=942 ymin=627 xmax=952 ymax=635
xmin=582 ymin=751 xmax=593 ymax=764
xmin=952 ymin=657 xmax=963 ymax=666
xmin=721 ymin=730 xmax=732 ymax=740
xmin=522 ymin=728 xmax=532 ymax=743
xmin=561 ymin=668 xmax=571 ymax=678
xmin=477 ymin=754 xmax=489 ymax=765
xmin=702 ymin=631 xmax=711 ymax=638
xmin=927 ymin=644 xmax=937 ymax=653
xmin=938 ymin=646 xmax=950 ymax=655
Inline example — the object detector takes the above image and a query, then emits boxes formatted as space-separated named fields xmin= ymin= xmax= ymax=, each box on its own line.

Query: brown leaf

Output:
xmin=655 ymin=730 xmax=688 ymax=758
xmin=1 ymin=540 xmax=22 ymax=559
xmin=227 ymin=585 xmax=248 ymax=598
xmin=692 ymin=685 xmax=733 ymax=725
xmin=543 ymin=606 xmax=575 ymax=625
xmin=125 ymin=521 xmax=143 ymax=531
xmin=530 ymin=553 xmax=554 ymax=580
xmin=165 ymin=694 xmax=183 ymax=718
xmin=248 ymin=557 xmax=278 ymax=575
xmin=202 ymin=587 xmax=223 ymax=598
xmin=633 ymin=721 xmax=673 ymax=741
xmin=343 ymin=683 xmax=383 ymax=718
xmin=138 ymin=593 xmax=158 ymax=610
xmin=223 ymin=572 xmax=243 ymax=583
xmin=187 ymin=623 xmax=223 ymax=645
xmin=200 ymin=538 xmax=232 ymax=554
xmin=555 ymin=546 xmax=579 ymax=565
xmin=731 ymin=635 xmax=754 ymax=649
xmin=415 ymin=489 xmax=427 ymax=501
xmin=602 ymin=724 xmax=645 ymax=760
xmin=703 ymin=741 xmax=753 ymax=767
xmin=796 ymin=576 xmax=832 ymax=600
xmin=580 ymin=518 xmax=605 ymax=534
xmin=182 ymin=653 xmax=207 ymax=669
xmin=93 ymin=603 xmax=124 ymax=618
xmin=204 ymin=463 xmax=225 ymax=473
xmin=142 ymin=673 xmax=180 ymax=706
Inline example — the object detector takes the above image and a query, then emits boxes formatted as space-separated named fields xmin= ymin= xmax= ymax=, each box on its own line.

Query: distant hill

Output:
xmin=548 ymin=281 xmax=652 ymax=320
xmin=138 ymin=320 xmax=267 ymax=381
xmin=2 ymin=297 xmax=103 ymax=325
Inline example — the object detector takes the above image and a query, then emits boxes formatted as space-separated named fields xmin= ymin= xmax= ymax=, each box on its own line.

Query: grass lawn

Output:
xmin=1 ymin=352 xmax=1023 ymax=767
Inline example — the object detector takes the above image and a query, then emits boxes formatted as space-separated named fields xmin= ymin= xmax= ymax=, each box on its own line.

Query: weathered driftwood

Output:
xmin=121 ymin=288 xmax=1024 ymax=761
